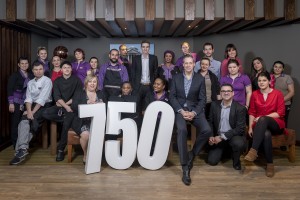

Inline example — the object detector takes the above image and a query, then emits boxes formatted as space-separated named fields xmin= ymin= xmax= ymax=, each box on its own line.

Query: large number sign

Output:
xmin=79 ymin=101 xmax=175 ymax=175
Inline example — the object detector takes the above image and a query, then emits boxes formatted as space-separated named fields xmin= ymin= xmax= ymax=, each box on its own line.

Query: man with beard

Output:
xmin=98 ymin=49 xmax=129 ymax=98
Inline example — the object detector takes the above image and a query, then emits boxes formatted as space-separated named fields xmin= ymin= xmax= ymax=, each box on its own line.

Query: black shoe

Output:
xmin=56 ymin=150 xmax=65 ymax=162
xmin=182 ymin=169 xmax=191 ymax=186
xmin=9 ymin=156 xmax=25 ymax=165
xmin=187 ymin=151 xmax=194 ymax=170
xmin=233 ymin=161 xmax=241 ymax=170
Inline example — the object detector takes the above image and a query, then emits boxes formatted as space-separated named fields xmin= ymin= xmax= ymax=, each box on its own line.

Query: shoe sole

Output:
xmin=9 ymin=157 xmax=25 ymax=165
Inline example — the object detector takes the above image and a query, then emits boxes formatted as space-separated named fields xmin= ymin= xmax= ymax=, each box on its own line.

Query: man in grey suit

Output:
xmin=207 ymin=83 xmax=246 ymax=170
xmin=131 ymin=40 xmax=158 ymax=111
xmin=169 ymin=54 xmax=212 ymax=186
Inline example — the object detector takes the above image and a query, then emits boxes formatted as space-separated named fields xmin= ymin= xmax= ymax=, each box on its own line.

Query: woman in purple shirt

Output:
xmin=71 ymin=48 xmax=91 ymax=84
xmin=157 ymin=50 xmax=181 ymax=90
xmin=220 ymin=59 xmax=252 ymax=108
xmin=175 ymin=42 xmax=200 ymax=69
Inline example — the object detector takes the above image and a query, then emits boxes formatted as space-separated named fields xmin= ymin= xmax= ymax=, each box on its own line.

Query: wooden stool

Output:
xmin=272 ymin=128 xmax=296 ymax=163
xmin=41 ymin=121 xmax=58 ymax=155
xmin=67 ymin=129 xmax=80 ymax=163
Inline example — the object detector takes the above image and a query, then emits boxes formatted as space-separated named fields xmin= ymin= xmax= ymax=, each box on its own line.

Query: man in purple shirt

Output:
xmin=98 ymin=49 xmax=129 ymax=97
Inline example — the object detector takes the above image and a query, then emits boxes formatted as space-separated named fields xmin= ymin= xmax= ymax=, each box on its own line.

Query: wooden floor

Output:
xmin=0 ymin=145 xmax=300 ymax=200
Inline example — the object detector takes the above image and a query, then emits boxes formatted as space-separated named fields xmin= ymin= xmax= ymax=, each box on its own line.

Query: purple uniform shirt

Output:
xmin=71 ymin=61 xmax=91 ymax=84
xmin=220 ymin=73 xmax=251 ymax=106
xmin=98 ymin=62 xmax=129 ymax=90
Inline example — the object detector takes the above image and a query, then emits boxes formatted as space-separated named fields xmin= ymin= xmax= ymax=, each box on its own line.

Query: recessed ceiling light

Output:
xmin=188 ymin=25 xmax=191 ymax=28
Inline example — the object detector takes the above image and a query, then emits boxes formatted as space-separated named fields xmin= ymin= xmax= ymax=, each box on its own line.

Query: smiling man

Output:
xmin=169 ymin=54 xmax=212 ymax=186
xmin=9 ymin=61 xmax=52 ymax=165
xmin=207 ymin=83 xmax=246 ymax=170
xmin=98 ymin=49 xmax=129 ymax=98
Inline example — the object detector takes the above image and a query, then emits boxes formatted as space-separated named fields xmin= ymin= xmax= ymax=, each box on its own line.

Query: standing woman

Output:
xmin=198 ymin=57 xmax=221 ymax=119
xmin=220 ymin=44 xmax=243 ymax=77
xmin=244 ymin=72 xmax=286 ymax=177
xmin=34 ymin=47 xmax=50 ymax=77
xmin=271 ymin=61 xmax=294 ymax=126
xmin=7 ymin=57 xmax=34 ymax=148
xmin=72 ymin=75 xmax=106 ymax=164
xmin=175 ymin=42 xmax=200 ymax=69
xmin=50 ymin=55 xmax=62 ymax=83
xmin=157 ymin=50 xmax=181 ymax=90
xmin=87 ymin=57 xmax=100 ymax=76
xmin=220 ymin=59 xmax=252 ymax=109
xmin=250 ymin=57 xmax=274 ymax=91
xmin=71 ymin=48 xmax=91 ymax=84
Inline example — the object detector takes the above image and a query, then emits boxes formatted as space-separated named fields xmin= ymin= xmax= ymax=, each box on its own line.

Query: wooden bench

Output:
xmin=272 ymin=128 xmax=296 ymax=163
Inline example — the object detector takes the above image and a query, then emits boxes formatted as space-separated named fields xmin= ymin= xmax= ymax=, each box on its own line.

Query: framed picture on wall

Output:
xmin=110 ymin=43 xmax=155 ymax=63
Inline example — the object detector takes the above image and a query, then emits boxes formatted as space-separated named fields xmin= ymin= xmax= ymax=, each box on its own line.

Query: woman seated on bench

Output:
xmin=72 ymin=74 xmax=106 ymax=164
xmin=244 ymin=72 xmax=286 ymax=177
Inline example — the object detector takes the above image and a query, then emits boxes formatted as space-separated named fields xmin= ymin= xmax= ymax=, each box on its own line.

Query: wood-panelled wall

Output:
xmin=0 ymin=23 xmax=31 ymax=150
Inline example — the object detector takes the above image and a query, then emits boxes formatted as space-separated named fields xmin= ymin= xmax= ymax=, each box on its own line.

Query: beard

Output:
xmin=110 ymin=58 xmax=118 ymax=64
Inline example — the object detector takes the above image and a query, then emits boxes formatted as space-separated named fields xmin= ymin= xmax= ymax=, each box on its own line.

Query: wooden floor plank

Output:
xmin=0 ymin=146 xmax=300 ymax=199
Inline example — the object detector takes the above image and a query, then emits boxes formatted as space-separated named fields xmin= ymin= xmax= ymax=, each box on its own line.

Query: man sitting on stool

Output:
xmin=207 ymin=83 xmax=246 ymax=170
xmin=9 ymin=61 xmax=52 ymax=165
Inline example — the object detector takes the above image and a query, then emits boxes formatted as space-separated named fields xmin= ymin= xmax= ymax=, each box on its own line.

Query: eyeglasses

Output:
xmin=220 ymin=90 xmax=233 ymax=93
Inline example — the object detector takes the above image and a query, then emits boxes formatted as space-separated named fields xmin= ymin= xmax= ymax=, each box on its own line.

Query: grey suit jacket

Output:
xmin=169 ymin=72 xmax=206 ymax=115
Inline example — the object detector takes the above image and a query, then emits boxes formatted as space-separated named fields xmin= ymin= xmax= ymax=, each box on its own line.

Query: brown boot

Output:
xmin=266 ymin=163 xmax=275 ymax=177
xmin=244 ymin=148 xmax=258 ymax=162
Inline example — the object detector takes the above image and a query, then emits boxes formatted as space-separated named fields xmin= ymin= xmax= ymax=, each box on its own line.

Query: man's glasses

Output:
xmin=220 ymin=90 xmax=233 ymax=93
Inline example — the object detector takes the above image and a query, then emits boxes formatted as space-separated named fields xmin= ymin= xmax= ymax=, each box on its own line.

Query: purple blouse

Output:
xmin=220 ymin=73 xmax=251 ymax=106
xmin=71 ymin=61 xmax=91 ymax=84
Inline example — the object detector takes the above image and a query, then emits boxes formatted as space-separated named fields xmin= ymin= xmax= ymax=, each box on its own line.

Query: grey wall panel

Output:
xmin=0 ymin=0 xmax=6 ymax=19
xmin=195 ymin=0 xmax=204 ymax=18
xmin=36 ymin=0 xmax=46 ymax=19
xmin=56 ymin=0 xmax=65 ymax=19
xmin=176 ymin=0 xmax=184 ymax=18
xmin=96 ymin=0 xmax=105 ymax=18
xmin=193 ymin=24 xmax=300 ymax=140
xmin=76 ymin=0 xmax=85 ymax=18
xmin=31 ymin=33 xmax=48 ymax=62
xmin=215 ymin=0 xmax=224 ymax=18
xmin=235 ymin=0 xmax=244 ymax=18
xmin=156 ymin=0 xmax=164 ymax=18
xmin=116 ymin=0 xmax=124 ymax=18
xmin=17 ymin=0 xmax=26 ymax=19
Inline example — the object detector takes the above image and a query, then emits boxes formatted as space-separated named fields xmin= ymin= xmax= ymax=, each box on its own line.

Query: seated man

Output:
xmin=169 ymin=54 xmax=212 ymax=186
xmin=42 ymin=61 xmax=82 ymax=161
xmin=98 ymin=49 xmax=129 ymax=98
xmin=10 ymin=61 xmax=52 ymax=165
xmin=207 ymin=83 xmax=246 ymax=170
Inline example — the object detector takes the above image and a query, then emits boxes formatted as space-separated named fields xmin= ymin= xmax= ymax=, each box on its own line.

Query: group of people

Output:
xmin=7 ymin=41 xmax=294 ymax=186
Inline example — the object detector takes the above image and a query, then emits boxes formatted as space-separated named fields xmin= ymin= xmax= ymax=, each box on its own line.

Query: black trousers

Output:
xmin=207 ymin=135 xmax=246 ymax=166
xmin=42 ymin=105 xmax=64 ymax=123
xmin=10 ymin=103 xmax=22 ymax=148
xmin=252 ymin=116 xmax=283 ymax=163
xmin=175 ymin=112 xmax=212 ymax=166
xmin=138 ymin=84 xmax=151 ymax=111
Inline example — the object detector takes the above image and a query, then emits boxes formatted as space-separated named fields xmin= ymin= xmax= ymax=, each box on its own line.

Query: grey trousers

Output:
xmin=15 ymin=120 xmax=33 ymax=151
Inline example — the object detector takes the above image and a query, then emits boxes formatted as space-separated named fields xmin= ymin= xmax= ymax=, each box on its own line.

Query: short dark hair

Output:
xmin=221 ymin=83 xmax=233 ymax=91
xmin=258 ymin=71 xmax=271 ymax=81
xmin=18 ymin=56 xmax=29 ymax=64
xmin=74 ymin=48 xmax=85 ymax=59
xmin=183 ymin=54 xmax=194 ymax=63
xmin=141 ymin=40 xmax=150 ymax=46
xmin=201 ymin=57 xmax=211 ymax=65
xmin=60 ymin=60 xmax=72 ymax=68
xmin=273 ymin=60 xmax=285 ymax=68
xmin=89 ymin=57 xmax=98 ymax=62
xmin=109 ymin=49 xmax=119 ymax=54
xmin=203 ymin=42 xmax=214 ymax=49
xmin=121 ymin=81 xmax=132 ymax=88
xmin=32 ymin=61 xmax=43 ymax=69
xmin=154 ymin=77 xmax=167 ymax=87
xmin=227 ymin=59 xmax=240 ymax=68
